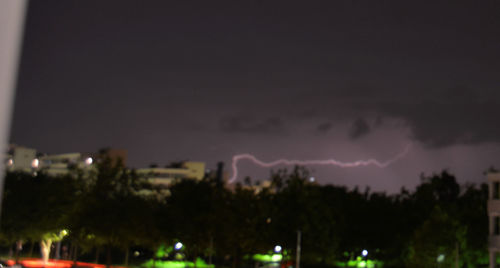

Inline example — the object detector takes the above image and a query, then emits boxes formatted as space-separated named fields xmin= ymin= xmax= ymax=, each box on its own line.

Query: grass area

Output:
xmin=141 ymin=258 xmax=214 ymax=268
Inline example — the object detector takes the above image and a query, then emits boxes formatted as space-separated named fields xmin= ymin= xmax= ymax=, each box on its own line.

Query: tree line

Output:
xmin=0 ymin=152 xmax=489 ymax=268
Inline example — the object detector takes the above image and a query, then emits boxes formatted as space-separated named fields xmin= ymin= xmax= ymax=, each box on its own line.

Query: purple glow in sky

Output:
xmin=9 ymin=0 xmax=500 ymax=192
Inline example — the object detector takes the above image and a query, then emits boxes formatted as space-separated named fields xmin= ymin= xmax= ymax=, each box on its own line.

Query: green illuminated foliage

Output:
xmin=252 ymin=253 xmax=283 ymax=262
xmin=141 ymin=257 xmax=214 ymax=268
xmin=406 ymin=206 xmax=464 ymax=267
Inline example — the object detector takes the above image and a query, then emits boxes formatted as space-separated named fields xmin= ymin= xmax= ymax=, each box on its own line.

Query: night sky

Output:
xmin=9 ymin=0 xmax=500 ymax=192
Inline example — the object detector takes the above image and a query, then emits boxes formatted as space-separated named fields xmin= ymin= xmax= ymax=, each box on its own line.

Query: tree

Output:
xmin=1 ymin=172 xmax=77 ymax=264
xmin=456 ymin=183 xmax=488 ymax=267
xmin=406 ymin=206 xmax=465 ymax=268
xmin=166 ymin=178 xmax=230 ymax=266
xmin=70 ymin=150 xmax=157 ymax=266
xmin=269 ymin=167 xmax=341 ymax=266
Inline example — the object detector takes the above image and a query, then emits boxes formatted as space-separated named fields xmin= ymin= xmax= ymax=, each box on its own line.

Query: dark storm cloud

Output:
xmin=378 ymin=87 xmax=500 ymax=148
xmin=348 ymin=118 xmax=371 ymax=140
xmin=374 ymin=116 xmax=384 ymax=127
xmin=9 ymin=0 xmax=500 ymax=194
xmin=220 ymin=116 xmax=284 ymax=134
xmin=293 ymin=83 xmax=500 ymax=148
xmin=316 ymin=122 xmax=333 ymax=134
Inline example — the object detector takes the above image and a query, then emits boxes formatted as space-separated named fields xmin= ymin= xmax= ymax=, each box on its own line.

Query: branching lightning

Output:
xmin=229 ymin=144 xmax=412 ymax=183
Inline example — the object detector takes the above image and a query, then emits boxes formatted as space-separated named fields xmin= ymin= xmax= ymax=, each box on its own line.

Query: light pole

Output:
xmin=362 ymin=249 xmax=368 ymax=268
xmin=296 ymin=230 xmax=301 ymax=268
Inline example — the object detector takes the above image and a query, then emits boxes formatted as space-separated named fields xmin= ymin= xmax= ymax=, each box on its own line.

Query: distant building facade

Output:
xmin=4 ymin=145 xmax=210 ymax=190
xmin=5 ymin=145 xmax=95 ymax=176
xmin=38 ymin=152 xmax=94 ymax=176
xmin=136 ymin=161 xmax=206 ymax=187
xmin=240 ymin=180 xmax=273 ymax=194
xmin=5 ymin=145 xmax=36 ymax=172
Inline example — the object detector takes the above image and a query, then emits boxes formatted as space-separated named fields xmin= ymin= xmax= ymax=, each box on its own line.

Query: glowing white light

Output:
xmin=31 ymin=158 xmax=39 ymax=168
xmin=174 ymin=242 xmax=183 ymax=250
xmin=85 ymin=157 xmax=93 ymax=165
xmin=362 ymin=249 xmax=368 ymax=257
xmin=274 ymin=245 xmax=282 ymax=253
xmin=436 ymin=254 xmax=445 ymax=263
xmin=309 ymin=177 xmax=315 ymax=182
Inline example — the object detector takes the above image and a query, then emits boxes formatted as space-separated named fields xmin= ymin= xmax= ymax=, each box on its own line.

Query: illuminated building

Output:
xmin=36 ymin=149 xmax=125 ymax=176
xmin=488 ymin=172 xmax=500 ymax=268
xmin=3 ymin=145 xmax=119 ymax=176
xmin=37 ymin=152 xmax=94 ymax=176
xmin=137 ymin=161 xmax=205 ymax=187
xmin=5 ymin=145 xmax=36 ymax=172
xmin=4 ymin=145 xmax=211 ymax=193
xmin=241 ymin=180 xmax=272 ymax=194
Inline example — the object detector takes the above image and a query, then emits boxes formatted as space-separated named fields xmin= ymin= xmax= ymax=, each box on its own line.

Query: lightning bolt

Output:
xmin=229 ymin=144 xmax=412 ymax=183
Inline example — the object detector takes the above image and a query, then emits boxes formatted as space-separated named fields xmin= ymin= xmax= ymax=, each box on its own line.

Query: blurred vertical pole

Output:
xmin=296 ymin=230 xmax=301 ymax=268
xmin=55 ymin=241 xmax=61 ymax=259
xmin=208 ymin=236 xmax=213 ymax=265
xmin=0 ymin=0 xmax=28 ymax=212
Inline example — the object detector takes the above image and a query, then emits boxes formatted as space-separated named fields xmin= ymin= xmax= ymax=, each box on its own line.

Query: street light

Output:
xmin=362 ymin=249 xmax=368 ymax=257
xmin=31 ymin=158 xmax=39 ymax=169
xmin=362 ymin=250 xmax=368 ymax=268
xmin=174 ymin=242 xmax=183 ymax=250
xmin=274 ymin=245 xmax=282 ymax=253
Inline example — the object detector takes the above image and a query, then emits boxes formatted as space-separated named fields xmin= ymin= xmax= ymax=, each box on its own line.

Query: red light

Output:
xmin=6 ymin=258 xmax=126 ymax=268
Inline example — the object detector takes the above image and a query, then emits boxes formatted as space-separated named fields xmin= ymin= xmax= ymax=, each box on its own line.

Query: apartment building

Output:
xmin=136 ymin=161 xmax=206 ymax=187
